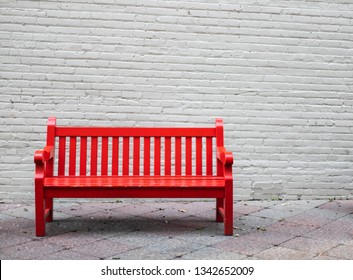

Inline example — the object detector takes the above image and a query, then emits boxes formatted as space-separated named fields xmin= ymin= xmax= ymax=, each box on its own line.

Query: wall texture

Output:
xmin=1 ymin=0 xmax=353 ymax=201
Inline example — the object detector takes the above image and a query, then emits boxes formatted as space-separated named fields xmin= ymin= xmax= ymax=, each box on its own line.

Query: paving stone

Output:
xmin=47 ymin=215 xmax=139 ymax=236
xmin=180 ymin=246 xmax=247 ymax=260
xmin=244 ymin=230 xmax=295 ymax=246
xmin=117 ymin=203 xmax=164 ymax=216
xmin=319 ymin=219 xmax=353 ymax=233
xmin=266 ymin=221 xmax=317 ymax=236
xmin=313 ymin=254 xmax=343 ymax=260
xmin=234 ymin=202 xmax=264 ymax=215
xmin=112 ymin=248 xmax=174 ymax=260
xmin=174 ymin=232 xmax=229 ymax=246
xmin=269 ymin=200 xmax=327 ymax=210
xmin=108 ymin=232 xmax=170 ymax=247
xmin=303 ymin=227 xmax=352 ymax=243
xmin=139 ymin=237 xmax=206 ymax=258
xmin=141 ymin=207 xmax=193 ymax=221
xmin=0 ymin=252 xmax=13 ymax=260
xmin=251 ymin=208 xmax=301 ymax=220
xmin=2 ymin=204 xmax=75 ymax=221
xmin=46 ymin=231 xmax=106 ymax=249
xmin=243 ymin=200 xmax=282 ymax=208
xmin=285 ymin=212 xmax=333 ymax=227
xmin=57 ymin=202 xmax=120 ymax=217
xmin=326 ymin=244 xmax=353 ymax=259
xmin=71 ymin=239 xmax=138 ymax=259
xmin=254 ymin=246 xmax=316 ymax=260
xmin=303 ymin=208 xmax=348 ymax=220
xmin=318 ymin=200 xmax=353 ymax=214
xmin=236 ymin=215 xmax=277 ymax=233
xmin=179 ymin=209 xmax=215 ymax=221
xmin=169 ymin=216 xmax=218 ymax=232
xmin=214 ymin=235 xmax=273 ymax=256
xmin=0 ymin=240 xmax=65 ymax=260
xmin=0 ymin=233 xmax=34 ymax=249
xmin=280 ymin=236 xmax=340 ymax=255
xmin=169 ymin=201 xmax=215 ymax=214
xmin=0 ymin=217 xmax=34 ymax=234
xmin=40 ymin=249 xmax=99 ymax=260
xmin=0 ymin=213 xmax=16 ymax=221
xmin=0 ymin=203 xmax=23 ymax=212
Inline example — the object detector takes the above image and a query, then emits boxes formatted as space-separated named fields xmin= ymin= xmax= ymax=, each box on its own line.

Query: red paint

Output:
xmin=34 ymin=117 xmax=234 ymax=236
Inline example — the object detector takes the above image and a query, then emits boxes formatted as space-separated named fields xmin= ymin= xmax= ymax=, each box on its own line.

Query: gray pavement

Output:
xmin=0 ymin=199 xmax=352 ymax=260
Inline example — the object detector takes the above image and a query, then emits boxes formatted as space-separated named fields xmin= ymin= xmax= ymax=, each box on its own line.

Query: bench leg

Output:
xmin=224 ymin=184 xmax=233 ymax=236
xmin=35 ymin=188 xmax=46 ymax=237
xmin=216 ymin=198 xmax=224 ymax=222
xmin=45 ymin=198 xmax=53 ymax=222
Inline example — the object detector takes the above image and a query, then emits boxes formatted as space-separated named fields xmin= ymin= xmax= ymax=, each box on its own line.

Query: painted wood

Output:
xmin=144 ymin=137 xmax=151 ymax=175
xmin=58 ymin=136 xmax=66 ymax=176
xmin=123 ymin=137 xmax=129 ymax=175
xmin=34 ymin=117 xmax=234 ymax=236
xmin=133 ymin=137 xmax=140 ymax=175
xmin=185 ymin=137 xmax=192 ymax=175
xmin=101 ymin=137 xmax=108 ymax=175
xmin=112 ymin=137 xmax=119 ymax=176
xmin=80 ymin=136 xmax=87 ymax=176
xmin=90 ymin=136 xmax=98 ymax=176
xmin=165 ymin=137 xmax=171 ymax=175
xmin=154 ymin=137 xmax=161 ymax=175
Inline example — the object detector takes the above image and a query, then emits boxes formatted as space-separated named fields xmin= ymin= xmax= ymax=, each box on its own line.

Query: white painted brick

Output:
xmin=0 ymin=0 xmax=352 ymax=201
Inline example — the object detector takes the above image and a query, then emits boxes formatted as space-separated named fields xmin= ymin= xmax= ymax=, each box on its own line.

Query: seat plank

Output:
xmin=44 ymin=176 xmax=225 ymax=188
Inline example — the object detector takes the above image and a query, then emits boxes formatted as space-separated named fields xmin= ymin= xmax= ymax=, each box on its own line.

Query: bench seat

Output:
xmin=45 ymin=176 xmax=225 ymax=188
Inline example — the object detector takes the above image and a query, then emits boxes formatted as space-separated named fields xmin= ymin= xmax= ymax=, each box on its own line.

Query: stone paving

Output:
xmin=0 ymin=199 xmax=352 ymax=260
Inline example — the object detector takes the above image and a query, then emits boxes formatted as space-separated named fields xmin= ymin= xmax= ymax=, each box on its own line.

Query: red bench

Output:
xmin=34 ymin=117 xmax=234 ymax=236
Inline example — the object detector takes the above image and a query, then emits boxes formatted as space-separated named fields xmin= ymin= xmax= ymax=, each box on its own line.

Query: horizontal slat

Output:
xmin=55 ymin=127 xmax=216 ymax=137
xmin=46 ymin=187 xmax=225 ymax=199
xmin=44 ymin=176 xmax=225 ymax=187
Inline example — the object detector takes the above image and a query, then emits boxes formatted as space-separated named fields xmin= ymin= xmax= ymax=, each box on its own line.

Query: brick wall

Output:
xmin=1 ymin=0 xmax=352 ymax=201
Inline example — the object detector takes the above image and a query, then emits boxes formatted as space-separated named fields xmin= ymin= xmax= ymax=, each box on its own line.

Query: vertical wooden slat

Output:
xmin=46 ymin=117 xmax=56 ymax=177
xmin=133 ymin=137 xmax=140 ymax=175
xmin=206 ymin=137 xmax=213 ymax=176
xmin=154 ymin=137 xmax=161 ymax=175
xmin=58 ymin=136 xmax=66 ymax=176
xmin=123 ymin=137 xmax=129 ymax=175
xmin=185 ymin=137 xmax=192 ymax=175
xmin=69 ymin=137 xmax=76 ymax=176
xmin=90 ymin=137 xmax=98 ymax=176
xmin=216 ymin=119 xmax=224 ymax=176
xmin=80 ymin=136 xmax=87 ymax=176
xmin=101 ymin=137 xmax=108 ymax=175
xmin=175 ymin=137 xmax=182 ymax=176
xmin=144 ymin=137 xmax=151 ymax=175
xmin=112 ymin=137 xmax=119 ymax=175
xmin=165 ymin=137 xmax=171 ymax=175
xmin=196 ymin=137 xmax=202 ymax=175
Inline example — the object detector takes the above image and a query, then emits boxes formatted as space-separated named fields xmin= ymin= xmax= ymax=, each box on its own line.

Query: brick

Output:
xmin=1 ymin=0 xmax=353 ymax=201
xmin=254 ymin=246 xmax=316 ymax=260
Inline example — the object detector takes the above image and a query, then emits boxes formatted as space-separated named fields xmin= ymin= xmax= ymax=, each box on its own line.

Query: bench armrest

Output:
xmin=34 ymin=146 xmax=54 ymax=187
xmin=34 ymin=146 xmax=54 ymax=164
xmin=217 ymin=146 xmax=233 ymax=180
xmin=217 ymin=146 xmax=233 ymax=166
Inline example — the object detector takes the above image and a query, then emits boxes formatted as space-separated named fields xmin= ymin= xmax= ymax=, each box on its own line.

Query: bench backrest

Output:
xmin=45 ymin=117 xmax=225 ymax=177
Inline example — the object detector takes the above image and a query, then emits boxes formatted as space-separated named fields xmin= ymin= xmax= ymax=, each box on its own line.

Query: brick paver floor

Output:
xmin=0 ymin=199 xmax=352 ymax=260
